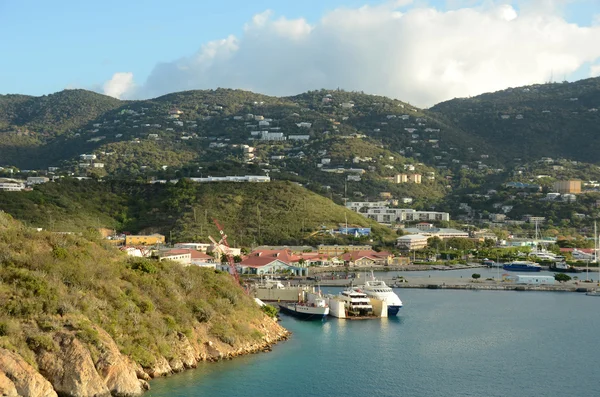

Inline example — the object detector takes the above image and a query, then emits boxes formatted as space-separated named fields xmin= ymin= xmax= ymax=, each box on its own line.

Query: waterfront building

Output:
xmin=340 ymin=250 xmax=393 ymax=266
xmin=317 ymin=245 xmax=372 ymax=256
xmin=396 ymin=234 xmax=429 ymax=250
xmin=402 ymin=227 xmax=468 ymax=240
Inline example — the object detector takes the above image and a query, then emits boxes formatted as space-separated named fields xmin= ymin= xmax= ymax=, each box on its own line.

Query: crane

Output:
xmin=209 ymin=219 xmax=240 ymax=285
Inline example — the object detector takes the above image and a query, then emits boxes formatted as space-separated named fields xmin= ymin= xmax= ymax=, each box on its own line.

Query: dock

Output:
xmin=300 ymin=276 xmax=599 ymax=293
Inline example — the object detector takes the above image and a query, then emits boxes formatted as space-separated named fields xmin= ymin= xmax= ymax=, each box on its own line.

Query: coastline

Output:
xmin=0 ymin=317 xmax=290 ymax=397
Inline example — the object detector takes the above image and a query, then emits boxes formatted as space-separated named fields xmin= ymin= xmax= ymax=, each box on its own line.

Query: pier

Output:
xmin=300 ymin=276 xmax=599 ymax=293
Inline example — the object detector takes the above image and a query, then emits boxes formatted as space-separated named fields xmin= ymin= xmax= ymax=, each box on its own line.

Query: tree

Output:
xmin=472 ymin=273 xmax=481 ymax=280
xmin=428 ymin=236 xmax=443 ymax=250
xmin=554 ymin=273 xmax=571 ymax=283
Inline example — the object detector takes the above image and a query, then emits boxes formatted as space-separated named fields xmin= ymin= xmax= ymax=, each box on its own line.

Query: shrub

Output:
xmin=191 ymin=301 xmax=214 ymax=323
xmin=26 ymin=334 xmax=57 ymax=352
xmin=75 ymin=324 xmax=102 ymax=348
xmin=554 ymin=273 xmax=571 ymax=282
xmin=129 ymin=258 xmax=158 ymax=274
xmin=52 ymin=246 xmax=69 ymax=260
xmin=472 ymin=273 xmax=481 ymax=280
xmin=261 ymin=304 xmax=278 ymax=319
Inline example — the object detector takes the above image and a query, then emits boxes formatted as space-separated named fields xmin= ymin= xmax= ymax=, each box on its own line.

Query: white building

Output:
xmin=0 ymin=180 xmax=25 ymax=191
xmin=26 ymin=177 xmax=49 ymax=185
xmin=259 ymin=132 xmax=286 ymax=141
xmin=288 ymin=135 xmax=310 ymax=140
xmin=188 ymin=175 xmax=270 ymax=183
xmin=80 ymin=154 xmax=96 ymax=161
xmin=346 ymin=201 xmax=391 ymax=212
xmin=396 ymin=234 xmax=429 ymax=250
xmin=358 ymin=207 xmax=450 ymax=224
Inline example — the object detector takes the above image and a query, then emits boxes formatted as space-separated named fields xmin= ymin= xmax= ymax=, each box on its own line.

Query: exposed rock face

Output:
xmin=145 ymin=357 xmax=171 ymax=379
xmin=36 ymin=333 xmax=110 ymax=397
xmin=0 ymin=348 xmax=57 ymax=397
xmin=0 ymin=315 xmax=289 ymax=397
xmin=94 ymin=328 xmax=144 ymax=397
xmin=0 ymin=371 xmax=19 ymax=397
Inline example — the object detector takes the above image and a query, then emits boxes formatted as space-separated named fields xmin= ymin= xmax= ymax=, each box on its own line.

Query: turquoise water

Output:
xmin=146 ymin=289 xmax=600 ymax=397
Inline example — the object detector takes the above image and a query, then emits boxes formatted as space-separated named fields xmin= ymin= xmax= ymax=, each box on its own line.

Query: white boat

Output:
xmin=279 ymin=296 xmax=330 ymax=320
xmin=586 ymin=290 xmax=600 ymax=297
xmin=354 ymin=274 xmax=403 ymax=316
xmin=259 ymin=277 xmax=285 ymax=289
xmin=338 ymin=289 xmax=373 ymax=317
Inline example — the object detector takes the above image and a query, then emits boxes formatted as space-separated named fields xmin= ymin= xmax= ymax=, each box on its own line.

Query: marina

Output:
xmin=145 ymin=289 xmax=600 ymax=397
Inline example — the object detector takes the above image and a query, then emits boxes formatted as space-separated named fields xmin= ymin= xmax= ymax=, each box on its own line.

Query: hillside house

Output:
xmin=288 ymin=135 xmax=310 ymax=141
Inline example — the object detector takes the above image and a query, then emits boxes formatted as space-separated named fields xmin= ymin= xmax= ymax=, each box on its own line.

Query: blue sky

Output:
xmin=1 ymin=0 xmax=599 ymax=102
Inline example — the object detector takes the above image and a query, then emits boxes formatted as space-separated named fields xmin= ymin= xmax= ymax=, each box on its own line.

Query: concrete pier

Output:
xmin=305 ymin=276 xmax=599 ymax=293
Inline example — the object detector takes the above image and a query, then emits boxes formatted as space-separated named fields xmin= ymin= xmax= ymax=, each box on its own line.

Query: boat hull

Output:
xmin=387 ymin=305 xmax=402 ymax=316
xmin=503 ymin=265 xmax=541 ymax=272
xmin=279 ymin=304 xmax=329 ymax=321
xmin=550 ymin=267 xmax=582 ymax=273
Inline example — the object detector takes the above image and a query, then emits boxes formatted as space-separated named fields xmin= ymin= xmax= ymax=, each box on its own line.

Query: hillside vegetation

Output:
xmin=0 ymin=179 xmax=394 ymax=245
xmin=0 ymin=211 xmax=287 ymax=395
xmin=430 ymin=78 xmax=600 ymax=162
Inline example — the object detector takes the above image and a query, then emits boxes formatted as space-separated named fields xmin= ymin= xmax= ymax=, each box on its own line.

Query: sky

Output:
xmin=1 ymin=0 xmax=600 ymax=107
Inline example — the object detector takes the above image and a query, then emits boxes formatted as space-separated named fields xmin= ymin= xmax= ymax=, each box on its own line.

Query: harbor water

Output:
xmin=146 ymin=289 xmax=600 ymax=397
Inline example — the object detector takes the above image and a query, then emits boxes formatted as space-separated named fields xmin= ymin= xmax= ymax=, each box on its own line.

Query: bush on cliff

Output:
xmin=0 ymin=211 xmax=269 ymax=369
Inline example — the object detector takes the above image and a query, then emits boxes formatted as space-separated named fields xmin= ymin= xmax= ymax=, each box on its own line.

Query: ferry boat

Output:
xmin=502 ymin=261 xmax=542 ymax=272
xmin=279 ymin=297 xmax=329 ymax=320
xmin=354 ymin=275 xmax=403 ymax=316
xmin=549 ymin=261 xmax=582 ymax=273
xmin=338 ymin=289 xmax=374 ymax=317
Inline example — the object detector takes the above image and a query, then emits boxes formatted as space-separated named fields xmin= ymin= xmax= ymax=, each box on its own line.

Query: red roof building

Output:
xmin=340 ymin=250 xmax=393 ymax=266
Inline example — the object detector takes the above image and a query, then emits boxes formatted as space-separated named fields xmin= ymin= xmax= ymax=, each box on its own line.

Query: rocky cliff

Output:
xmin=0 ymin=317 xmax=289 ymax=397
xmin=0 ymin=212 xmax=290 ymax=397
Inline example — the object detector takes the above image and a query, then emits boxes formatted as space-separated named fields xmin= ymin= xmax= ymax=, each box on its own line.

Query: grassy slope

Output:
xmin=0 ymin=212 xmax=270 ymax=368
xmin=0 ymin=179 xmax=394 ymax=245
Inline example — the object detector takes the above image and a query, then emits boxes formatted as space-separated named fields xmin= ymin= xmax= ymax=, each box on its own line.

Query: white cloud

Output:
xmin=102 ymin=72 xmax=135 ymax=99
xmin=112 ymin=1 xmax=600 ymax=107
xmin=591 ymin=64 xmax=600 ymax=77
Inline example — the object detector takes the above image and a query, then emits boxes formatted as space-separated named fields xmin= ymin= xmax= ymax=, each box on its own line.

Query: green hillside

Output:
xmin=0 ymin=179 xmax=394 ymax=246
xmin=0 ymin=211 xmax=286 ymax=395
xmin=2 ymin=81 xmax=600 ymax=211
xmin=430 ymin=77 xmax=600 ymax=163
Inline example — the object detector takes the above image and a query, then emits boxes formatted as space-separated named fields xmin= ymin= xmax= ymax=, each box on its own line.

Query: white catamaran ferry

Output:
xmin=354 ymin=273 xmax=403 ymax=316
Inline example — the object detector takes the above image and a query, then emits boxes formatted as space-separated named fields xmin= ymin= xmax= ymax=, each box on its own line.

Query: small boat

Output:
xmin=278 ymin=297 xmax=329 ymax=320
xmin=549 ymin=261 xmax=582 ymax=273
xmin=354 ymin=273 xmax=403 ymax=316
xmin=586 ymin=290 xmax=600 ymax=297
xmin=503 ymin=261 xmax=542 ymax=272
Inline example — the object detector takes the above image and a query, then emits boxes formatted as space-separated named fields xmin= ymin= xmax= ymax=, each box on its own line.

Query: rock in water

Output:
xmin=36 ymin=332 xmax=110 ymax=397
xmin=0 ymin=348 xmax=58 ymax=397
